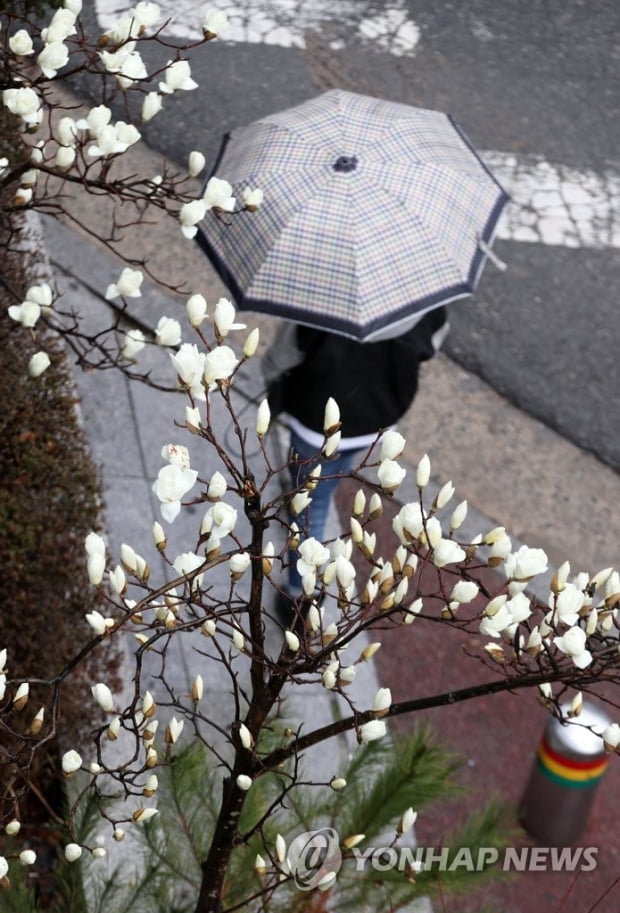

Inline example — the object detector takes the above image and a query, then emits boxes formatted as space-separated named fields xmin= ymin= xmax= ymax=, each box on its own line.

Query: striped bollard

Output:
xmin=519 ymin=702 xmax=611 ymax=845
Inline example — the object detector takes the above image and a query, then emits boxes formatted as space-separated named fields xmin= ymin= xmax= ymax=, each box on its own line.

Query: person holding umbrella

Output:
xmin=262 ymin=309 xmax=449 ymax=626
xmin=196 ymin=89 xmax=508 ymax=626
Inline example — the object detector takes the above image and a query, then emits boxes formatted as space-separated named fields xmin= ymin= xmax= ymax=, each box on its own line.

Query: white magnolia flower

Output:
xmin=159 ymin=59 xmax=198 ymax=94
xmin=54 ymin=115 xmax=80 ymax=146
xmin=207 ymin=470 xmax=227 ymax=500
xmin=229 ymin=552 xmax=251 ymax=578
xmin=9 ymin=30 xmax=35 ymax=56
xmin=37 ymin=41 xmax=69 ymax=78
xmin=27 ymin=351 xmax=51 ymax=378
xmin=335 ymin=554 xmax=356 ymax=589
xmin=205 ymin=501 xmax=238 ymax=541
xmin=152 ymin=464 xmax=198 ymax=523
xmin=372 ymin=687 xmax=392 ymax=714
xmin=379 ymin=429 xmax=406 ymax=461
xmin=2 ymin=87 xmax=42 ymax=126
xmin=392 ymin=501 xmax=424 ymax=543
xmin=479 ymin=599 xmax=513 ymax=638
xmin=61 ymin=749 xmax=83 ymax=774
xmin=377 ymin=459 xmax=406 ymax=492
xmin=242 ymin=186 xmax=263 ymax=210
xmin=87 ymin=551 xmax=105 ymax=585
xmin=291 ymin=490 xmax=312 ymax=515
xmin=9 ymin=300 xmax=41 ymax=328
xmin=79 ymin=105 xmax=112 ymax=137
xmin=19 ymin=849 xmax=36 ymax=866
xmin=188 ymin=150 xmax=206 ymax=177
xmin=155 ymin=315 xmax=182 ymax=347
xmin=173 ymin=551 xmax=204 ymax=579
xmin=214 ymin=297 xmax=245 ymax=336
xmin=297 ymin=538 xmax=330 ymax=577
xmin=432 ymin=538 xmax=466 ymax=568
xmin=105 ymin=268 xmax=143 ymax=299
xmin=42 ymin=8 xmax=76 ymax=42
xmin=450 ymin=580 xmax=479 ymax=604
xmin=64 ymin=844 xmax=82 ymax=862
xmin=87 ymin=123 xmax=128 ymax=158
xmin=121 ymin=328 xmax=146 ymax=360
xmin=179 ymin=199 xmax=207 ymax=239
xmin=359 ymin=720 xmax=387 ymax=743
xmin=236 ymin=774 xmax=252 ymax=791
xmin=141 ymin=91 xmax=163 ymax=122
xmin=203 ymin=176 xmax=236 ymax=211
xmin=54 ymin=145 xmax=76 ymax=170
xmin=109 ymin=565 xmax=126 ymax=594
xmin=24 ymin=283 xmax=53 ymax=312
xmin=65 ymin=0 xmax=83 ymax=14
xmin=203 ymin=345 xmax=239 ymax=388
xmin=85 ymin=610 xmax=107 ymax=636
xmin=551 ymin=582 xmax=585 ymax=627
xmin=203 ymin=10 xmax=228 ymax=37
xmin=603 ymin=723 xmax=620 ymax=750
xmin=186 ymin=293 xmax=207 ymax=326
xmin=115 ymin=121 xmax=141 ymax=148
xmin=554 ymin=626 xmax=592 ymax=669
xmin=505 ymin=545 xmax=548 ymax=581
xmin=161 ymin=443 xmax=190 ymax=468
xmin=170 ymin=343 xmax=207 ymax=399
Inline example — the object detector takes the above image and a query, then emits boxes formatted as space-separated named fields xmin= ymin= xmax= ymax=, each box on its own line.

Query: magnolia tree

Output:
xmin=3 ymin=3 xmax=620 ymax=913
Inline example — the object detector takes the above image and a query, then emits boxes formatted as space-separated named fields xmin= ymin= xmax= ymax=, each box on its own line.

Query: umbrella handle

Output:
xmin=478 ymin=236 xmax=507 ymax=272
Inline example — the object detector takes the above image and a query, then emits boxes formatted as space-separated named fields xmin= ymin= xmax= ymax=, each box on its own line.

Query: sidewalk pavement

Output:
xmin=41 ymin=95 xmax=620 ymax=913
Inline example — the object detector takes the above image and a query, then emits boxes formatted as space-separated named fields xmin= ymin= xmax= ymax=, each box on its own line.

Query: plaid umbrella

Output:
xmin=197 ymin=89 xmax=509 ymax=341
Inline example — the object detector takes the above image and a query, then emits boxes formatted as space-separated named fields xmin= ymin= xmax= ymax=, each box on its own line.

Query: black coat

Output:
xmin=269 ymin=308 xmax=447 ymax=437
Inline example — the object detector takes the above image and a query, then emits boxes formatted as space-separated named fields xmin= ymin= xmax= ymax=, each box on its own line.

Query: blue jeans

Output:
xmin=286 ymin=430 xmax=363 ymax=594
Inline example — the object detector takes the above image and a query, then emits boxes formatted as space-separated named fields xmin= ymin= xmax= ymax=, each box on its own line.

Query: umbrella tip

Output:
xmin=333 ymin=155 xmax=358 ymax=173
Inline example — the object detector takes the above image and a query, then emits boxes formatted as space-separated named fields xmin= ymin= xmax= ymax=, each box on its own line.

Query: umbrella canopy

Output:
xmin=197 ymin=89 xmax=509 ymax=341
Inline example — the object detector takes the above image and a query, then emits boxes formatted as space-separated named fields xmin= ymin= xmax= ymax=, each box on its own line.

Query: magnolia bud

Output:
xmin=238 ymin=723 xmax=253 ymax=750
xmin=191 ymin=674 xmax=204 ymax=702
xmin=132 ymin=807 xmax=158 ymax=823
xmin=416 ymin=453 xmax=431 ymax=488
xmin=330 ymin=777 xmax=347 ymax=791
xmin=13 ymin=682 xmax=29 ymax=711
xmin=255 ymin=399 xmax=271 ymax=437
xmin=368 ymin=493 xmax=383 ymax=519
xmin=343 ymin=834 xmax=365 ymax=849
xmin=61 ymin=749 xmax=82 ymax=775
xmin=323 ymin=397 xmax=340 ymax=434
xmin=285 ymin=631 xmax=300 ymax=652
xmin=398 ymin=807 xmax=418 ymax=835
xmin=152 ymin=521 xmax=166 ymax=551
xmin=64 ymin=844 xmax=82 ymax=862
xmin=29 ymin=706 xmax=45 ymax=735
xmin=243 ymin=327 xmax=260 ymax=358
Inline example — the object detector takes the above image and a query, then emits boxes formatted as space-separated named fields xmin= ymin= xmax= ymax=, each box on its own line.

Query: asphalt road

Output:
xmin=80 ymin=1 xmax=620 ymax=471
